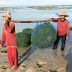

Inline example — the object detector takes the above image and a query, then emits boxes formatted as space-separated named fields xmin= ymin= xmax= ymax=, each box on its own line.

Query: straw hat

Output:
xmin=58 ymin=11 xmax=69 ymax=17
xmin=2 ymin=12 xmax=12 ymax=18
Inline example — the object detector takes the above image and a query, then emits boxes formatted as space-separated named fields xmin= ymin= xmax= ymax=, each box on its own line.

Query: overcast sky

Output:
xmin=0 ymin=0 xmax=72 ymax=6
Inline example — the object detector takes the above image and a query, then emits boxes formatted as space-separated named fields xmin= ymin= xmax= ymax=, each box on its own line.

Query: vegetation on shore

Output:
xmin=27 ymin=6 xmax=72 ymax=10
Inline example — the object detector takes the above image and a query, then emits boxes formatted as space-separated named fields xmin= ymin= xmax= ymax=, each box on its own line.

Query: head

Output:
xmin=61 ymin=15 xmax=65 ymax=19
xmin=58 ymin=11 xmax=69 ymax=18
xmin=3 ymin=17 xmax=11 ymax=23
xmin=2 ymin=12 xmax=12 ymax=23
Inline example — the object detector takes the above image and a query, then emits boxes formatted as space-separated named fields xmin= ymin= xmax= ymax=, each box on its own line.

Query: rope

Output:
xmin=49 ymin=20 xmax=51 ymax=27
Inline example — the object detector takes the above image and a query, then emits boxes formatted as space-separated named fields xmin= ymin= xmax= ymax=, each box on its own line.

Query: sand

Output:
xmin=0 ymin=31 xmax=72 ymax=72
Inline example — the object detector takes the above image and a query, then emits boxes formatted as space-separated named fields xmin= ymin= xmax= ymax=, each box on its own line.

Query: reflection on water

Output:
xmin=66 ymin=48 xmax=72 ymax=72
xmin=53 ymin=50 xmax=67 ymax=72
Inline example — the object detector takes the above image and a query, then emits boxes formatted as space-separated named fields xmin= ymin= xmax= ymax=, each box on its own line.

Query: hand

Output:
xmin=66 ymin=36 xmax=69 ymax=39
xmin=49 ymin=18 xmax=54 ymax=21
xmin=0 ymin=44 xmax=2 ymax=49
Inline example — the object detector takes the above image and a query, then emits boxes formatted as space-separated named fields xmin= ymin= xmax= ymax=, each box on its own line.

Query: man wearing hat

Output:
xmin=0 ymin=12 xmax=18 ymax=69
xmin=50 ymin=11 xmax=70 ymax=50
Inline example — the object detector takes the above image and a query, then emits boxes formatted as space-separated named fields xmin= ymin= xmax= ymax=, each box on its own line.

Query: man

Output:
xmin=0 ymin=12 xmax=18 ymax=69
xmin=50 ymin=11 xmax=70 ymax=50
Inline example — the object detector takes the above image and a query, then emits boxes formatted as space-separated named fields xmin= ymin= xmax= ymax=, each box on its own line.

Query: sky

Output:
xmin=0 ymin=0 xmax=72 ymax=6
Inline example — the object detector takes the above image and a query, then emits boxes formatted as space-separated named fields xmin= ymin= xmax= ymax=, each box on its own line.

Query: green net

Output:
xmin=31 ymin=22 xmax=56 ymax=48
xmin=22 ymin=28 xmax=33 ymax=34
xmin=16 ymin=28 xmax=33 ymax=47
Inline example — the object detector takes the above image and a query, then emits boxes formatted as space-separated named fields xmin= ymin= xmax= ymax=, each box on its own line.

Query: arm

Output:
xmin=50 ymin=18 xmax=58 ymax=22
xmin=0 ymin=28 xmax=6 ymax=46
xmin=66 ymin=21 xmax=70 ymax=39
xmin=5 ymin=22 xmax=15 ymax=33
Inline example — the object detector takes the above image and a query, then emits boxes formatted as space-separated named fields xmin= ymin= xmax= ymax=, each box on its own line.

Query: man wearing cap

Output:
xmin=50 ymin=11 xmax=70 ymax=50
xmin=0 ymin=12 xmax=18 ymax=69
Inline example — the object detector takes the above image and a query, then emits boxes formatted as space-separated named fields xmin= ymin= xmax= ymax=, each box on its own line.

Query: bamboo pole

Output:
xmin=10 ymin=18 xmax=61 ymax=23
xmin=10 ymin=18 xmax=72 ymax=30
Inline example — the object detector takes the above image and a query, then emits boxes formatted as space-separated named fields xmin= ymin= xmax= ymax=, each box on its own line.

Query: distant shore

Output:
xmin=0 ymin=6 xmax=23 ymax=12
xmin=0 ymin=5 xmax=72 ymax=11
xmin=27 ymin=6 xmax=72 ymax=10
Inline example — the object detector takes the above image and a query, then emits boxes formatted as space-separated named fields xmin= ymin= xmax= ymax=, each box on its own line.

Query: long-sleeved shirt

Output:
xmin=52 ymin=18 xmax=70 ymax=37
xmin=0 ymin=22 xmax=18 ymax=48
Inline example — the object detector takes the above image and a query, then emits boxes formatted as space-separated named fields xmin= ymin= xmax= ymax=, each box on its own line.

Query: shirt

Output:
xmin=52 ymin=18 xmax=70 ymax=37
xmin=0 ymin=22 xmax=18 ymax=48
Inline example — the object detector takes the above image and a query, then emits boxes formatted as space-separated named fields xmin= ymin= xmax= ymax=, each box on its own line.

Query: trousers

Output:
xmin=53 ymin=33 xmax=67 ymax=50
xmin=7 ymin=47 xmax=18 ymax=68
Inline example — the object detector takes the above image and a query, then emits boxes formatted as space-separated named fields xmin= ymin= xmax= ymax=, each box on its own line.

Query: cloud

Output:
xmin=0 ymin=2 xmax=6 ymax=5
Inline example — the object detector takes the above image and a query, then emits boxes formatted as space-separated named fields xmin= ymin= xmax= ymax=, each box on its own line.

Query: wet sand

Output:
xmin=0 ymin=46 xmax=69 ymax=72
xmin=0 ymin=46 xmax=31 ymax=72
xmin=0 ymin=31 xmax=72 ymax=72
xmin=0 ymin=46 xmax=67 ymax=72
xmin=0 ymin=46 xmax=68 ymax=72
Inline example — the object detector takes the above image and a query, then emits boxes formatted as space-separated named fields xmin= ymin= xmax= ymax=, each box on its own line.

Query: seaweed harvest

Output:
xmin=0 ymin=5 xmax=72 ymax=72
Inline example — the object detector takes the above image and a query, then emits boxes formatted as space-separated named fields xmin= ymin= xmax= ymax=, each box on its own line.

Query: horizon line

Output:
xmin=0 ymin=4 xmax=72 ymax=7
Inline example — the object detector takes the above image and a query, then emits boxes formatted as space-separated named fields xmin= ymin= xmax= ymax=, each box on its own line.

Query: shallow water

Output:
xmin=0 ymin=7 xmax=72 ymax=39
